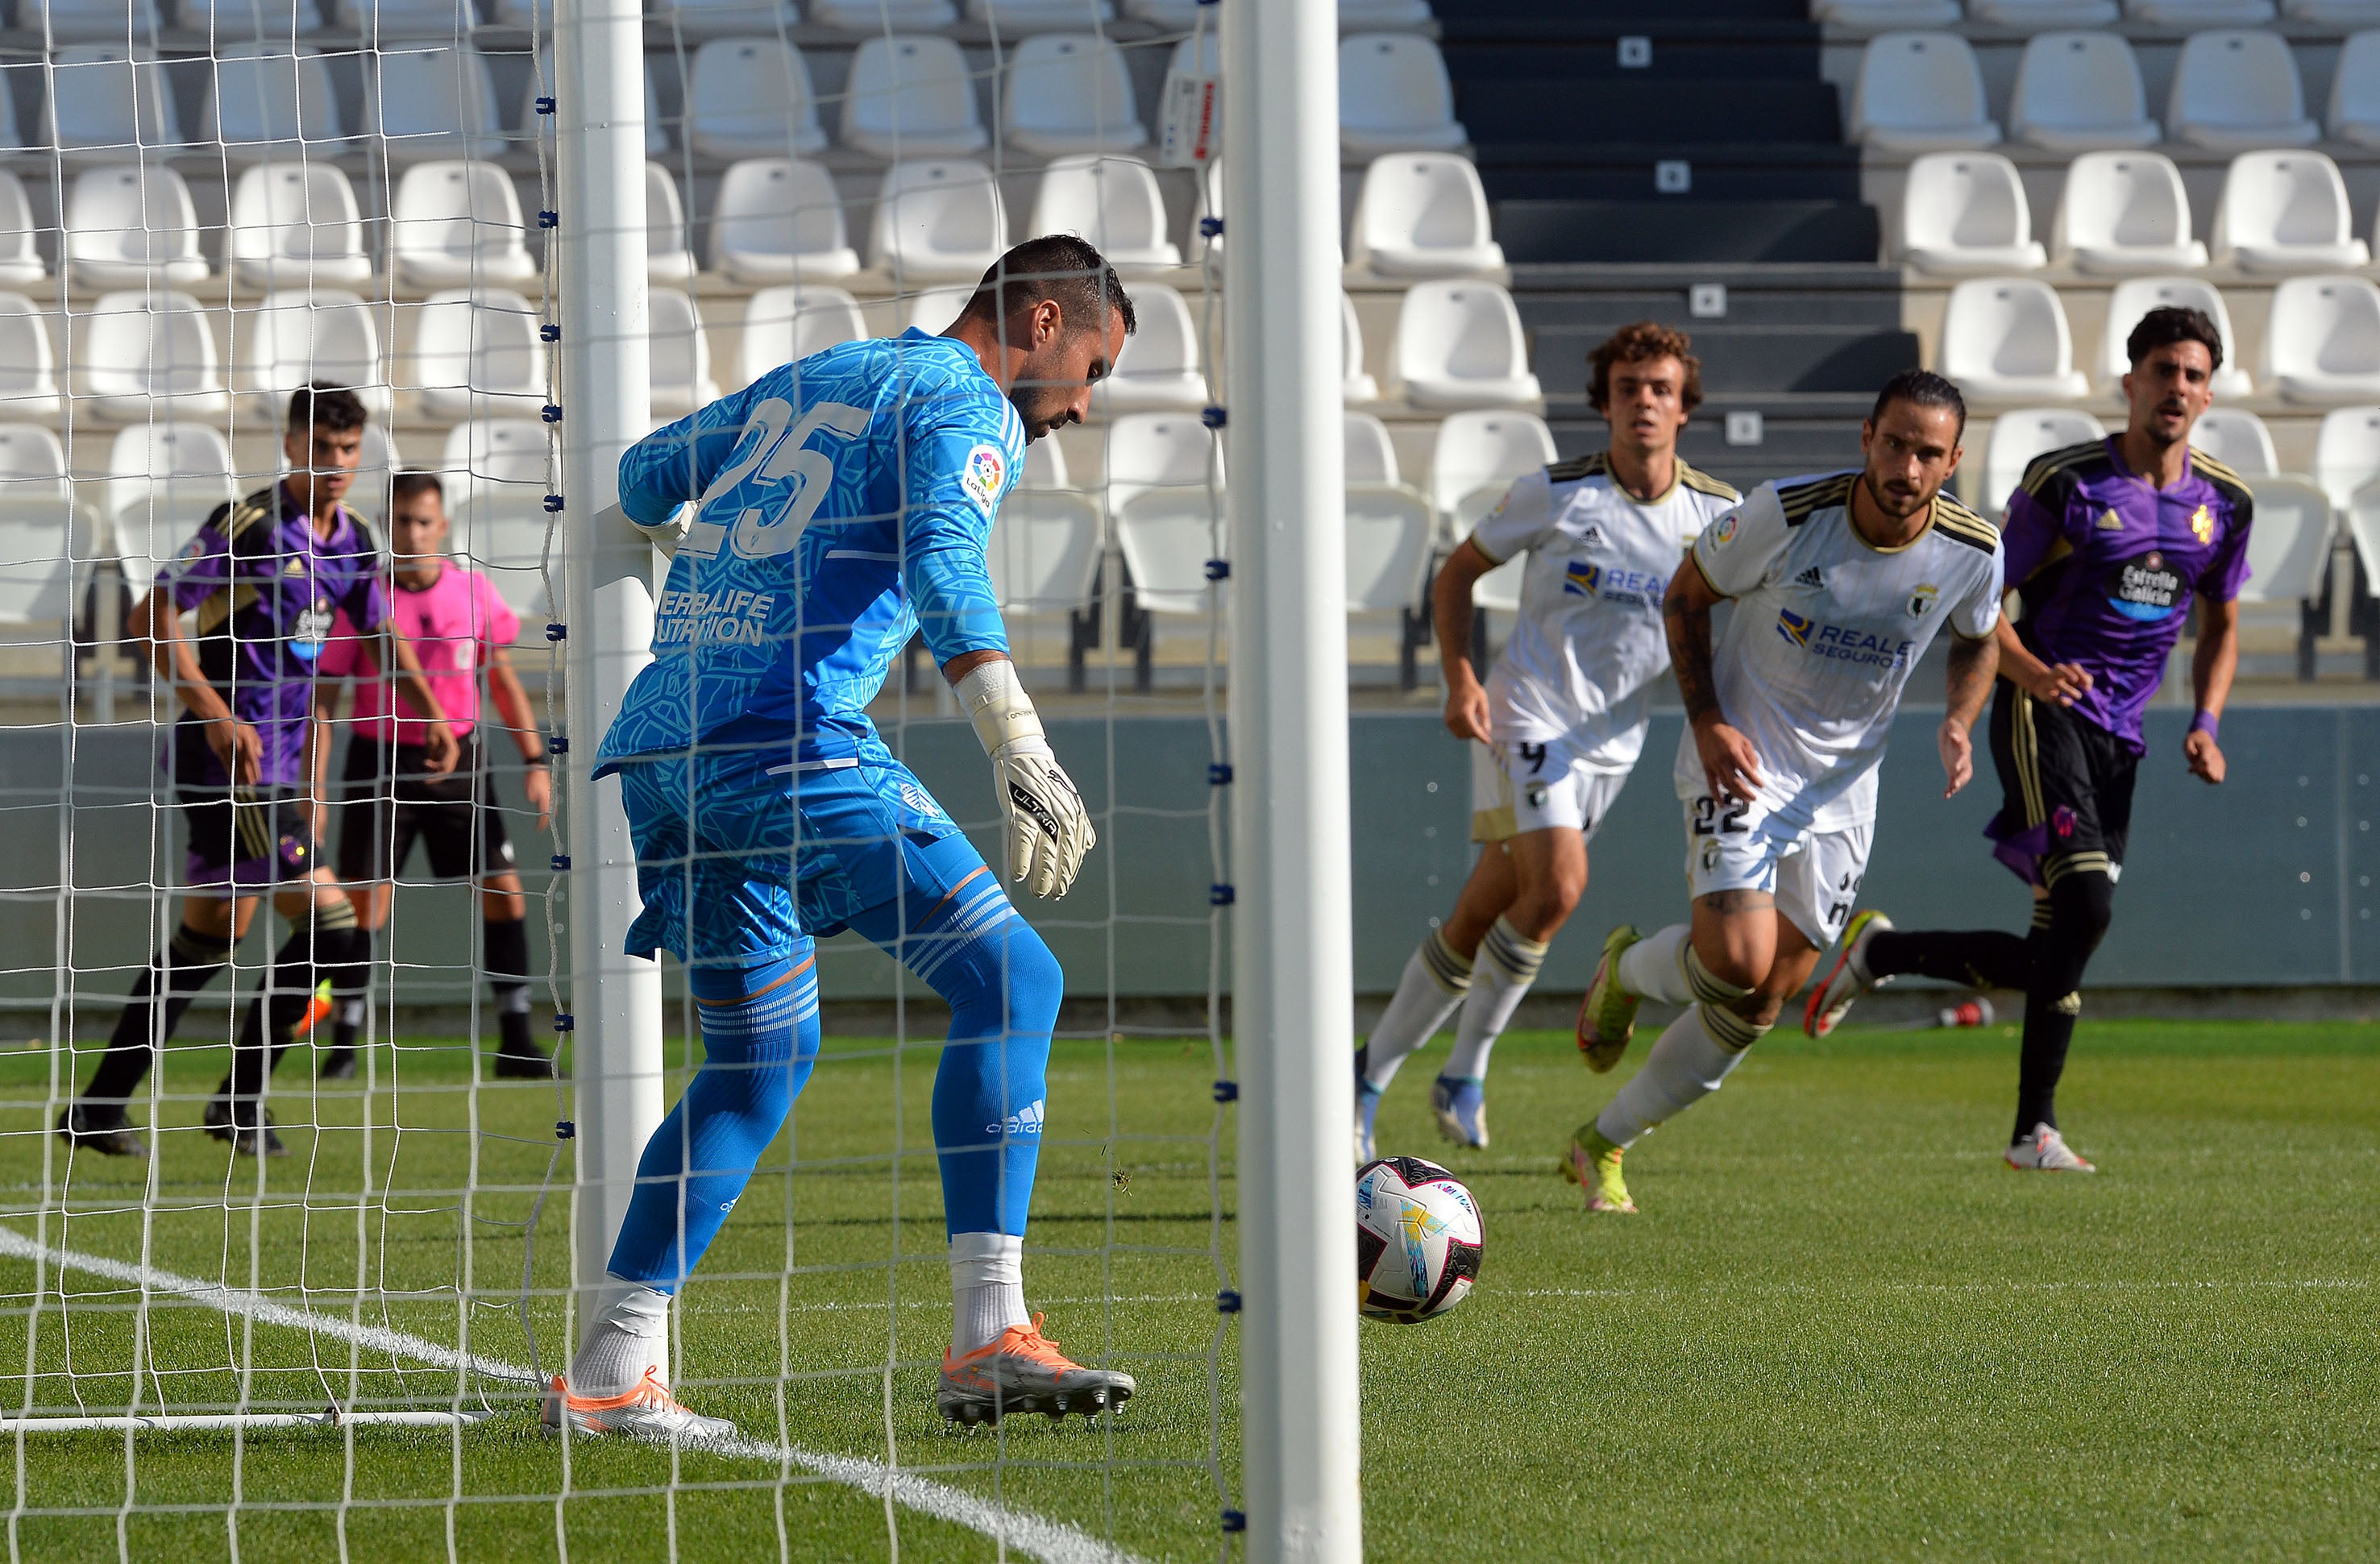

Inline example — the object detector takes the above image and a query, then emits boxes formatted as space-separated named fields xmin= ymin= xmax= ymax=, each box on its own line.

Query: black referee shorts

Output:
xmin=335 ymin=732 xmax=517 ymax=884
xmin=1983 ymin=680 xmax=2137 ymax=889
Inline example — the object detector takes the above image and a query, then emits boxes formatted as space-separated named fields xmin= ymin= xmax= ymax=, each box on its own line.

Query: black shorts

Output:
xmin=178 ymin=786 xmax=319 ymax=890
xmin=1983 ymin=680 xmax=2137 ymax=889
xmin=335 ymin=732 xmax=517 ymax=883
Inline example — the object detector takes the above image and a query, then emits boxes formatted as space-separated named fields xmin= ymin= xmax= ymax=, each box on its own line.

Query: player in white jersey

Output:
xmin=1355 ymin=325 xmax=1738 ymax=1157
xmin=1564 ymin=370 xmax=2005 ymax=1213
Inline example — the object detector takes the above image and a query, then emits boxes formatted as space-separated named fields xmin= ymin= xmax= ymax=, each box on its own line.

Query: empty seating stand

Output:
xmin=1852 ymin=33 xmax=1999 ymax=155
xmin=2008 ymin=35 xmax=2158 ymax=154
xmin=1897 ymin=153 xmax=2045 ymax=274
xmin=2052 ymin=154 xmax=2208 ymax=275
xmin=1938 ymin=277 xmax=2088 ymax=405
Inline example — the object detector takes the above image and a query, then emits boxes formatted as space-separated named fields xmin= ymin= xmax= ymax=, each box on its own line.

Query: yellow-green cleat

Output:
xmin=1576 ymin=924 xmax=1643 ymax=1073
xmin=1560 ymin=1125 xmax=1635 ymax=1214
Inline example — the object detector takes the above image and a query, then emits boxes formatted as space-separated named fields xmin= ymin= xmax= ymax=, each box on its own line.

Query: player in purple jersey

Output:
xmin=1805 ymin=309 xmax=2250 ymax=1172
xmin=60 ymin=385 xmax=459 ymax=1159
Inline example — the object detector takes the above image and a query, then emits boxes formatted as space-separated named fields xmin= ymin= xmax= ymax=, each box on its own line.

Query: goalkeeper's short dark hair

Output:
xmin=957 ymin=235 xmax=1136 ymax=342
xmin=289 ymin=380 xmax=368 ymax=436
xmin=1869 ymin=368 xmax=1967 ymax=439
xmin=2125 ymin=305 xmax=2224 ymax=373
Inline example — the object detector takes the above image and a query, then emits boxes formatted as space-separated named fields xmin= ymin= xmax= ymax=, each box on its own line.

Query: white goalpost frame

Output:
xmin=1224 ymin=1 xmax=1364 ymax=1558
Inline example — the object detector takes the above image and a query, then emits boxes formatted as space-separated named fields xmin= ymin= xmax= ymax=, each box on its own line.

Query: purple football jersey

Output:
xmin=2000 ymin=438 xmax=2253 ymax=752
xmin=162 ymin=483 xmax=388 ymax=788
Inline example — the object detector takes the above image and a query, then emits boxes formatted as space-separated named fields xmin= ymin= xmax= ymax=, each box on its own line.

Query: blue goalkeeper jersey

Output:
xmin=597 ymin=330 xmax=1026 ymax=772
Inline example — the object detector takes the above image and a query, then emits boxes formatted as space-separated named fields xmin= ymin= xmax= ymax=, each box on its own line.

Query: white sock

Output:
xmin=567 ymin=1274 xmax=670 ymax=1396
xmin=1615 ymin=923 xmax=1696 ymax=1006
xmin=1594 ymin=1003 xmax=1756 ymax=1147
xmin=949 ymin=1231 xmax=1028 ymax=1356
xmin=1443 ymin=917 xmax=1547 ymax=1081
xmin=1360 ymin=931 xmax=1472 ymax=1092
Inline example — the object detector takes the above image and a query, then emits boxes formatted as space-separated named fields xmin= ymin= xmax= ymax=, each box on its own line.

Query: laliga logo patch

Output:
xmin=1710 ymin=511 xmax=1740 ymax=546
xmin=1909 ymin=583 xmax=1938 ymax=617
xmin=1776 ymin=608 xmax=1814 ymax=647
xmin=959 ymin=442 xmax=1007 ymax=516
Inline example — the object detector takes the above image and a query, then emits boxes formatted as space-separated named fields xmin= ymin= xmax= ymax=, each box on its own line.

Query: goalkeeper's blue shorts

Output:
xmin=613 ymin=738 xmax=978 ymax=969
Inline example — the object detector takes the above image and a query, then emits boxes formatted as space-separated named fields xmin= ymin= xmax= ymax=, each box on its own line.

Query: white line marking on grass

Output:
xmin=1514 ymin=1277 xmax=2372 ymax=1303
xmin=0 ymin=1226 xmax=1147 ymax=1564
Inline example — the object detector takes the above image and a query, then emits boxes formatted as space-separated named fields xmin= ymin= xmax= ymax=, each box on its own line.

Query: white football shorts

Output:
xmin=1678 ymin=790 xmax=1873 ymax=948
xmin=1470 ymin=738 xmax=1630 ymax=844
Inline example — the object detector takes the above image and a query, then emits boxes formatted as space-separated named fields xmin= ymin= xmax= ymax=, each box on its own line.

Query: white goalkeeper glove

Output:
xmin=954 ymin=658 xmax=1094 ymax=899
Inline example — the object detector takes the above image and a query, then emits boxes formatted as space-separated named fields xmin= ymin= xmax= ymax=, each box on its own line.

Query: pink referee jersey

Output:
xmin=321 ymin=562 xmax=520 ymax=745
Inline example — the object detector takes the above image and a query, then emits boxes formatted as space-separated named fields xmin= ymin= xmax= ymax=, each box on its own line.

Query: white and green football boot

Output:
xmin=1575 ymin=924 xmax=1643 ymax=1073
xmin=1559 ymin=1125 xmax=1635 ymax=1214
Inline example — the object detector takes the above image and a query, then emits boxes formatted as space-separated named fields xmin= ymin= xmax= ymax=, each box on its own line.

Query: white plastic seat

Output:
xmin=987 ymin=487 xmax=1103 ymax=621
xmin=1028 ymin=156 xmax=1179 ymax=276
xmin=2329 ymin=31 xmax=2380 ymax=148
xmin=228 ymin=164 xmax=372 ymax=289
xmin=1967 ymin=0 xmax=2119 ymax=22
xmin=2167 ymin=31 xmax=2317 ymax=152
xmin=708 ymin=159 xmax=862 ymax=283
xmin=686 ymin=38 xmax=827 ymax=160
xmin=107 ymin=424 xmax=235 ymax=603
xmin=1897 ymin=153 xmax=2045 ymax=275
xmin=1345 ymin=483 xmax=1433 ymax=630
xmin=77 ymin=292 xmax=226 ymax=423
xmin=1850 ymin=33 xmax=1999 ymax=155
xmin=968 ymin=0 xmax=1117 ymax=31
xmin=2008 ymin=35 xmax=2157 ymax=154
xmin=1340 ymin=33 xmax=1465 ymax=158
xmin=1092 ymin=284 xmax=1205 ymax=413
xmin=1981 ymin=409 xmax=2106 ymax=519
xmin=1020 ymin=437 xmax=1070 ymax=489
xmin=1105 ymin=407 xmax=1214 ymax=512
xmin=1938 ymin=277 xmax=2089 ymax=405
xmin=1344 ymin=411 xmax=1399 ymax=486
xmin=1003 ymin=33 xmax=1146 ymax=158
xmin=2050 ymin=152 xmax=2207 ymax=276
xmin=368 ymin=44 xmax=505 ymax=163
xmin=64 ymin=165 xmax=208 ymax=290
xmin=2313 ymin=406 xmax=2380 ymax=512
xmin=2097 ymin=278 xmax=2252 ymax=399
xmin=48 ymin=45 xmax=182 ymax=157
xmin=647 ymin=0 xmax=802 ymax=35
xmin=339 ymin=0 xmax=480 ymax=35
xmin=0 ymin=77 xmax=22 ymax=160
xmin=2191 ymin=408 xmax=2279 ymax=478
xmin=2212 ymin=151 xmax=2371 ymax=274
xmin=23 ymin=0 xmax=165 ymax=43
xmin=736 ymin=284 xmax=867 ymax=386
xmin=180 ymin=0 xmax=327 ymax=35
xmin=1430 ymin=409 xmax=1553 ymax=609
xmin=2127 ymin=0 xmax=2276 ymax=21
xmin=1392 ymin=280 xmax=1541 ymax=410
xmin=439 ymin=421 xmax=553 ymax=617
xmin=647 ymin=288 xmax=721 ymax=418
xmin=0 ymin=176 xmax=43 ymax=288
xmin=201 ymin=44 xmax=345 ymax=161
xmin=813 ymin=0 xmax=961 ymax=27
xmin=1348 ymin=153 xmax=1504 ymax=278
xmin=409 ymin=288 xmax=546 ymax=421
xmin=0 ymin=426 xmax=80 ymax=629
xmin=233 ymin=290 xmax=388 ymax=420
xmin=1341 ymin=0 xmax=1435 ymax=23
xmin=902 ymin=284 xmax=975 ymax=335
xmin=1813 ymin=0 xmax=1963 ymax=27
xmin=645 ymin=163 xmax=696 ymax=284
xmin=870 ymin=160 xmax=1007 ymax=284
xmin=1341 ymin=291 xmax=1378 ymax=403
xmin=389 ymin=161 xmax=538 ymax=289
xmin=1108 ymin=411 xmax=1220 ymax=630
xmin=0 ymin=297 xmax=59 ymax=421
xmin=2237 ymin=475 xmax=2332 ymax=604
xmin=2261 ymin=275 xmax=2380 ymax=405
xmin=841 ymin=35 xmax=988 ymax=160
xmin=440 ymin=417 xmax=546 ymax=489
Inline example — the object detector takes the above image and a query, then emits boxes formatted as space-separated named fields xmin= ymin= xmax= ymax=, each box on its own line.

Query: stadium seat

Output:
xmin=0 ymin=296 xmax=60 ymax=421
xmin=1392 ymin=280 xmax=1542 ymax=410
xmin=2097 ymin=278 xmax=2252 ymax=399
xmin=368 ymin=43 xmax=505 ymax=163
xmin=649 ymin=0 xmax=804 ymax=38
xmin=1896 ymin=153 xmax=2046 ymax=275
xmin=0 ymin=74 xmax=20 ymax=157
xmin=1020 ymin=436 xmax=1070 ymax=489
xmin=227 ymin=164 xmax=372 ymax=289
xmin=736 ymin=284 xmax=868 ymax=386
xmin=64 ymin=165 xmax=208 ymax=290
xmin=1105 ymin=407 xmax=1214 ymax=512
xmin=1850 ymin=33 xmax=2000 ymax=154
xmin=2008 ymin=35 xmax=2158 ymax=153
xmin=645 ymin=163 xmax=696 ymax=284
xmin=812 ymin=0 xmax=962 ymax=27
xmin=646 ymin=288 xmax=720 ymax=419
xmin=2050 ymin=152 xmax=2208 ymax=275
xmin=106 ymin=424 xmax=236 ymax=604
xmin=2212 ymin=151 xmax=2371 ymax=273
xmin=870 ymin=160 xmax=1007 ymax=284
xmin=685 ymin=38 xmax=826 ymax=160
xmin=1004 ymin=34 xmax=1147 ymax=158
xmin=389 ymin=161 xmax=538 ymax=289
xmin=335 ymin=0 xmax=479 ymax=37
xmin=2166 ymin=31 xmax=2317 ymax=151
xmin=1093 ymin=283 xmax=1206 ymax=413
xmin=1967 ymin=0 xmax=2119 ymax=23
xmin=1028 ymin=156 xmax=1180 ymax=276
xmin=986 ymin=483 xmax=1103 ymax=682
xmin=0 ymin=425 xmax=79 ymax=629
xmin=77 ymin=292 xmax=226 ymax=423
xmin=2191 ymin=407 xmax=2280 ymax=477
xmin=1122 ymin=0 xmax=1202 ymax=25
xmin=1345 ymin=479 xmax=1433 ymax=612
xmin=968 ymin=0 xmax=1118 ymax=32
xmin=2314 ymin=407 xmax=2380 ymax=512
xmin=1937 ymin=278 xmax=2089 ymax=404
xmin=201 ymin=44 xmax=345 ymax=161
xmin=233 ymin=289 xmax=388 ymax=419
xmin=0 ymin=176 xmax=44 ymax=288
xmin=441 ymin=417 xmax=545 ymax=489
xmin=439 ymin=421 xmax=553 ymax=616
xmin=902 ymin=284 xmax=975 ymax=334
xmin=2326 ymin=31 xmax=2380 ymax=147
xmin=1813 ymin=0 xmax=1960 ymax=27
xmin=1344 ymin=410 xmax=1399 ymax=487
xmin=2262 ymin=275 xmax=2380 ymax=404
xmin=180 ymin=0 xmax=328 ymax=35
xmin=841 ymin=35 xmax=988 ymax=160
xmin=1348 ymin=153 xmax=1504 ymax=279
xmin=1428 ymin=409 xmax=1554 ymax=535
xmin=20 ymin=0 xmax=165 ymax=44
xmin=1341 ymin=0 xmax=1435 ymax=23
xmin=409 ymin=288 xmax=545 ymax=421
xmin=1340 ymin=33 xmax=1466 ymax=159
xmin=708 ymin=158 xmax=862 ymax=283
xmin=1111 ymin=415 xmax=1223 ymax=624
xmin=2237 ymin=475 xmax=2332 ymax=604
xmin=1341 ymin=292 xmax=1379 ymax=403
xmin=1980 ymin=409 xmax=2106 ymax=518
xmin=2126 ymin=0 xmax=2276 ymax=21
xmin=48 ymin=45 xmax=182 ymax=157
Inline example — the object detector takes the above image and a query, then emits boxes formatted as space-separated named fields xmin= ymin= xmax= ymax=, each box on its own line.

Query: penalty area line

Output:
xmin=0 ymin=1226 xmax=1146 ymax=1564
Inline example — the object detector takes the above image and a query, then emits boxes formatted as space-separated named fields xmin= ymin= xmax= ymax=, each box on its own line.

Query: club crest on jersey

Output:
xmin=2095 ymin=508 xmax=2125 ymax=532
xmin=2190 ymin=503 xmax=2214 ymax=544
xmin=959 ymin=442 xmax=1007 ymax=516
xmin=1909 ymin=583 xmax=1938 ymax=617
xmin=1564 ymin=561 xmax=1601 ymax=595
xmin=1700 ymin=836 xmax=1723 ymax=872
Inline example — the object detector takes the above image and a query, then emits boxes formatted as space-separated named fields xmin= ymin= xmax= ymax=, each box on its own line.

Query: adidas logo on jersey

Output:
xmin=1794 ymin=566 xmax=1825 ymax=588
xmin=988 ymin=1099 xmax=1046 ymax=1138
xmin=1577 ymin=525 xmax=1605 ymax=549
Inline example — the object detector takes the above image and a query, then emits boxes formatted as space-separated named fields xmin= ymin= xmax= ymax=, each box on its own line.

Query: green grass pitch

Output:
xmin=0 ymin=1018 xmax=2370 ymax=1562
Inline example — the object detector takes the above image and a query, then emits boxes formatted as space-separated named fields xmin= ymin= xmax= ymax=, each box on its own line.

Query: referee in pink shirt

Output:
xmin=315 ymin=471 xmax=556 ymax=1080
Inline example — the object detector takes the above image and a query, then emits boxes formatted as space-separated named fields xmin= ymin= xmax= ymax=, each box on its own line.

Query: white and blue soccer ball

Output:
xmin=1355 ymin=1155 xmax=1483 ymax=1324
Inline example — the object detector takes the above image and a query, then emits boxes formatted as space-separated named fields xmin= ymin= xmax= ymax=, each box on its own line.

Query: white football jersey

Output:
xmin=1470 ymin=452 xmax=1740 ymax=765
xmin=1671 ymin=470 xmax=2004 ymax=831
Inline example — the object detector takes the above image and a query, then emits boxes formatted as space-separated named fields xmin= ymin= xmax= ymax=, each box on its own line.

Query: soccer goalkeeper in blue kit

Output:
xmin=543 ymin=236 xmax=1136 ymax=1439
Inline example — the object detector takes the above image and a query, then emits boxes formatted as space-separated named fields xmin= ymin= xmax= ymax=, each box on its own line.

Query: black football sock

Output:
xmin=484 ymin=916 xmax=542 ymax=1057
xmin=84 ymin=924 xmax=235 ymax=1106
xmin=226 ymin=910 xmax=369 ymax=1108
xmin=1865 ymin=928 xmax=2034 ymax=991
xmin=2014 ymin=868 xmax=2115 ymax=1142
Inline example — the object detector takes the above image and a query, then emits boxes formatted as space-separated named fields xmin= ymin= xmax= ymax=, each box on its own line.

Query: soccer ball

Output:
xmin=1355 ymin=1155 xmax=1483 ymax=1324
